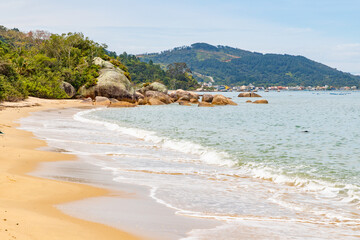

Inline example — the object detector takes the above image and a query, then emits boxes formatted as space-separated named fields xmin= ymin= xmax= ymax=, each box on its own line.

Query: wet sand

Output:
xmin=0 ymin=97 xmax=141 ymax=240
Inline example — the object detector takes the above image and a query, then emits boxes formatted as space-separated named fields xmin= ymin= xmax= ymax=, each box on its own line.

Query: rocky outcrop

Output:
xmin=212 ymin=95 xmax=237 ymax=106
xmin=79 ymin=57 xmax=135 ymax=102
xmin=198 ymin=102 xmax=214 ymax=107
xmin=238 ymin=92 xmax=262 ymax=98
xmin=139 ymin=82 xmax=168 ymax=94
xmin=246 ymin=100 xmax=252 ymax=103
xmin=253 ymin=99 xmax=268 ymax=104
xmin=170 ymin=89 xmax=199 ymax=103
xmin=202 ymin=94 xmax=213 ymax=103
xmin=145 ymin=91 xmax=172 ymax=104
xmin=61 ymin=81 xmax=76 ymax=98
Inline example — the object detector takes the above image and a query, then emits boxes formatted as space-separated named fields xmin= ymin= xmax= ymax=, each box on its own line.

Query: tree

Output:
xmin=167 ymin=62 xmax=191 ymax=78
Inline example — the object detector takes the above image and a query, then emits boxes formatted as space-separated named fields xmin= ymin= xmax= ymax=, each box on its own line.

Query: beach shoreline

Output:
xmin=0 ymin=97 xmax=142 ymax=240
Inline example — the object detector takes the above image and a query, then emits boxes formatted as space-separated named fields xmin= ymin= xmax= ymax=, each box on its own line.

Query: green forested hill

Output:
xmin=139 ymin=43 xmax=360 ymax=87
xmin=0 ymin=26 xmax=198 ymax=101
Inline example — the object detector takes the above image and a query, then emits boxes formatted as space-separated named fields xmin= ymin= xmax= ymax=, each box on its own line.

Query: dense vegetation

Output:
xmin=139 ymin=43 xmax=360 ymax=87
xmin=118 ymin=52 xmax=199 ymax=90
xmin=0 ymin=26 xmax=199 ymax=102
xmin=0 ymin=26 xmax=113 ymax=101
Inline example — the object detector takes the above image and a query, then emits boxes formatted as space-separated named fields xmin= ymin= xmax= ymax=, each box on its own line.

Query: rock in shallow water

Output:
xmin=252 ymin=99 xmax=268 ymax=104
xmin=238 ymin=92 xmax=262 ymax=98
xmin=212 ymin=95 xmax=237 ymax=106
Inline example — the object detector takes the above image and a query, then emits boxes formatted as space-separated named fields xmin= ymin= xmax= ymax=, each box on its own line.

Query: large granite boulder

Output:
xmin=238 ymin=92 xmax=262 ymax=98
xmin=61 ymin=81 xmax=76 ymax=98
xmin=139 ymin=82 xmax=168 ymax=94
xmin=170 ymin=89 xmax=199 ymax=102
xmin=145 ymin=91 xmax=172 ymax=104
xmin=79 ymin=57 xmax=135 ymax=102
xmin=212 ymin=95 xmax=237 ymax=106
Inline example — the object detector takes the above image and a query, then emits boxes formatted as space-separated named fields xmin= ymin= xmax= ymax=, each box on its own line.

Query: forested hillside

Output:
xmin=0 ymin=26 xmax=198 ymax=102
xmin=139 ymin=43 xmax=360 ymax=87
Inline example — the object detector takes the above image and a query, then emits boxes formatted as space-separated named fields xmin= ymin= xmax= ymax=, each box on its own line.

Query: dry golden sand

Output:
xmin=0 ymin=97 xmax=141 ymax=240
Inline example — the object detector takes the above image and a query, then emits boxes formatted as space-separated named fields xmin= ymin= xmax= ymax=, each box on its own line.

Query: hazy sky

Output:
xmin=1 ymin=0 xmax=359 ymax=75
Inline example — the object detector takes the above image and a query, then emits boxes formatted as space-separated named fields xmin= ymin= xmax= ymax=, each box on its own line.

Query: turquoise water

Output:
xmin=21 ymin=91 xmax=360 ymax=239
xmin=89 ymin=91 xmax=360 ymax=187
xmin=83 ymin=91 xmax=360 ymax=238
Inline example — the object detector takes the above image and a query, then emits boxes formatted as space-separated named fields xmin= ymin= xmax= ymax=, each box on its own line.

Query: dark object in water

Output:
xmin=302 ymin=130 xmax=309 ymax=133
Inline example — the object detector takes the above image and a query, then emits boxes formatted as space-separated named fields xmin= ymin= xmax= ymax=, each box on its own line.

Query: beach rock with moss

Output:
xmin=139 ymin=82 xmax=168 ymax=94
xmin=79 ymin=57 xmax=135 ymax=102
xmin=61 ymin=82 xmax=76 ymax=98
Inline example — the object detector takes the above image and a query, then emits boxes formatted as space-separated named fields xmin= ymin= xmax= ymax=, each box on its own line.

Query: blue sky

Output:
xmin=1 ymin=0 xmax=359 ymax=75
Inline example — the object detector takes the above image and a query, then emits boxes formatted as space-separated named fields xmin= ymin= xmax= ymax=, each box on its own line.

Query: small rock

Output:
xmin=108 ymin=101 xmax=136 ymax=108
xmin=95 ymin=96 xmax=111 ymax=105
xmin=252 ymin=99 xmax=268 ymax=104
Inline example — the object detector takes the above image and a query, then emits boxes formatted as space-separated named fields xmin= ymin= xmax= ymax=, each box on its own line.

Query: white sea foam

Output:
xmin=74 ymin=109 xmax=360 ymax=228
xmin=74 ymin=109 xmax=235 ymax=167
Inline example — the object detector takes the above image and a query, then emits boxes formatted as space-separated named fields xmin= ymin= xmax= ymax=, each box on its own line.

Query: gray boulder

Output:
xmin=61 ymin=81 xmax=76 ymax=98
xmin=202 ymin=94 xmax=213 ymax=103
xmin=79 ymin=57 xmax=135 ymax=102
xmin=140 ymin=82 xmax=168 ymax=94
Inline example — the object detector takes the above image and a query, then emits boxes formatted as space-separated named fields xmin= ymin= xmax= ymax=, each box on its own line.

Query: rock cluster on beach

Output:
xmin=76 ymin=58 xmax=271 ymax=107
xmin=81 ymin=79 xmax=238 ymax=107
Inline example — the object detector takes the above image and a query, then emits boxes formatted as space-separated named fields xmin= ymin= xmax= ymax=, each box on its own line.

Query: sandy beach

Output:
xmin=0 ymin=97 xmax=141 ymax=240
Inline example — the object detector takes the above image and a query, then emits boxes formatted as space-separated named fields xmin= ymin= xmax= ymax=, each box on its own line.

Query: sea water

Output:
xmin=21 ymin=91 xmax=360 ymax=239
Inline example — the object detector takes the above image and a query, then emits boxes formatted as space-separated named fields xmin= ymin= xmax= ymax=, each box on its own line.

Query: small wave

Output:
xmin=74 ymin=109 xmax=235 ymax=167
xmin=242 ymin=162 xmax=360 ymax=213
